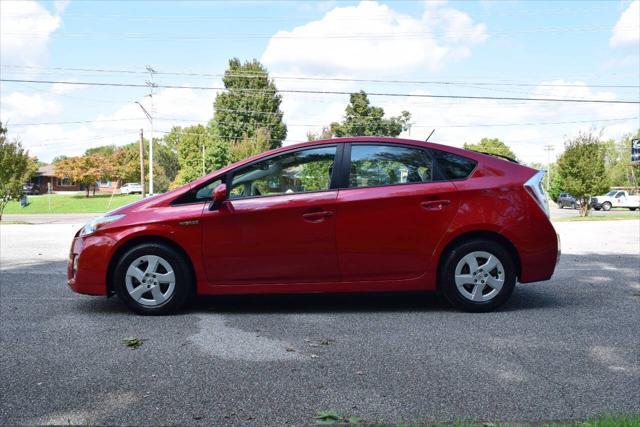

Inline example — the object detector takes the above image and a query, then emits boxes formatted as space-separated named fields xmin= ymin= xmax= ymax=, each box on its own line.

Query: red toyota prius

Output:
xmin=68 ymin=137 xmax=559 ymax=314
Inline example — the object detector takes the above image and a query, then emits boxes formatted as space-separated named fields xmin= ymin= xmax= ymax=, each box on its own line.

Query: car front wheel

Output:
xmin=602 ymin=202 xmax=612 ymax=211
xmin=113 ymin=243 xmax=192 ymax=315
xmin=439 ymin=239 xmax=516 ymax=312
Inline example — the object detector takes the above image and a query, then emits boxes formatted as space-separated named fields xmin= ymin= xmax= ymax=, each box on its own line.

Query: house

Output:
xmin=30 ymin=165 xmax=121 ymax=193
xmin=31 ymin=165 xmax=81 ymax=192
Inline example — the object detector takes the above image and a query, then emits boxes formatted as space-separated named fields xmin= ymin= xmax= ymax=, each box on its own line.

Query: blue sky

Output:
xmin=1 ymin=0 xmax=638 ymax=163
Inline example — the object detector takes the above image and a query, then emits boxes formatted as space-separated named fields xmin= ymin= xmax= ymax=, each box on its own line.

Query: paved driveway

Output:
xmin=1 ymin=220 xmax=638 ymax=425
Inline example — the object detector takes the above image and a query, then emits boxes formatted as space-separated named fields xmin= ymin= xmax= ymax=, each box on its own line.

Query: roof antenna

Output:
xmin=425 ymin=129 xmax=435 ymax=142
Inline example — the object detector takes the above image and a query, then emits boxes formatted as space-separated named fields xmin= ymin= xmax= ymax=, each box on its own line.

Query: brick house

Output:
xmin=31 ymin=165 xmax=81 ymax=192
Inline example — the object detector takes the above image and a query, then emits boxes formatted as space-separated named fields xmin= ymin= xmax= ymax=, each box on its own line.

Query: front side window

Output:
xmin=348 ymin=144 xmax=432 ymax=188
xmin=230 ymin=146 xmax=337 ymax=199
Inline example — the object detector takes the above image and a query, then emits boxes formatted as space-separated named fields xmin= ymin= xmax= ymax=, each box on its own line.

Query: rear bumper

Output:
xmin=67 ymin=231 xmax=115 ymax=296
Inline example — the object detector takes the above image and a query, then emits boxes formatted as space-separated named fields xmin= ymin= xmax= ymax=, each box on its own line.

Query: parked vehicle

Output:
xmin=22 ymin=183 xmax=40 ymax=195
xmin=591 ymin=190 xmax=639 ymax=211
xmin=68 ymin=137 xmax=560 ymax=315
xmin=556 ymin=192 xmax=580 ymax=209
xmin=120 ymin=183 xmax=143 ymax=195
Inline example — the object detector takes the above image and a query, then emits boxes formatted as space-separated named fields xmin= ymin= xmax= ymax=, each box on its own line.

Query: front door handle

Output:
xmin=302 ymin=210 xmax=334 ymax=222
xmin=420 ymin=200 xmax=451 ymax=211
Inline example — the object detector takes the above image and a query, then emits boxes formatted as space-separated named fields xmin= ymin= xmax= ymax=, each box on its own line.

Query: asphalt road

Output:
xmin=1 ymin=220 xmax=639 ymax=425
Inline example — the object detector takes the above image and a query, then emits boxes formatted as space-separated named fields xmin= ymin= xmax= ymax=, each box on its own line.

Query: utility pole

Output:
xmin=202 ymin=139 xmax=205 ymax=176
xmin=139 ymin=129 xmax=146 ymax=198
xmin=145 ymin=65 xmax=157 ymax=195
xmin=135 ymin=101 xmax=152 ymax=196
xmin=543 ymin=144 xmax=555 ymax=191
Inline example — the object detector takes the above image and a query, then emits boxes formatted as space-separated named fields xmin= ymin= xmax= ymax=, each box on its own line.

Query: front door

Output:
xmin=201 ymin=145 xmax=340 ymax=285
xmin=335 ymin=143 xmax=459 ymax=281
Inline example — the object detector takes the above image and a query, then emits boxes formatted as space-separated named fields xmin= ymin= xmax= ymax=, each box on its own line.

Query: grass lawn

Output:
xmin=2 ymin=193 xmax=142 ymax=214
xmin=554 ymin=212 xmax=640 ymax=222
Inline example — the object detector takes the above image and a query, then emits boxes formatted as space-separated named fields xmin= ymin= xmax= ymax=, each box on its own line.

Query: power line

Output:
xmin=9 ymin=116 xmax=638 ymax=128
xmin=3 ymin=79 xmax=638 ymax=104
xmin=3 ymin=65 xmax=637 ymax=88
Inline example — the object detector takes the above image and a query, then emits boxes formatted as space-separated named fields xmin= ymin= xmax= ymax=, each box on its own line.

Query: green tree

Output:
xmin=548 ymin=163 xmax=563 ymax=202
xmin=464 ymin=138 xmax=517 ymax=161
xmin=0 ymin=123 xmax=38 ymax=219
xmin=228 ymin=127 xmax=272 ymax=163
xmin=330 ymin=91 xmax=411 ymax=137
xmin=603 ymin=130 xmax=640 ymax=188
xmin=51 ymin=155 xmax=69 ymax=164
xmin=171 ymin=125 xmax=230 ymax=186
xmin=54 ymin=154 xmax=111 ymax=197
xmin=85 ymin=145 xmax=117 ymax=157
xmin=307 ymin=127 xmax=333 ymax=142
xmin=556 ymin=131 xmax=610 ymax=216
xmin=212 ymin=58 xmax=286 ymax=149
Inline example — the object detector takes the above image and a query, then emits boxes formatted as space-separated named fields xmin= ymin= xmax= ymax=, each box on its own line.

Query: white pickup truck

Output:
xmin=591 ymin=190 xmax=639 ymax=211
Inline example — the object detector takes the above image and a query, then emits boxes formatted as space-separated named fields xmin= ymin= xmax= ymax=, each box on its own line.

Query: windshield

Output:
xmin=606 ymin=190 xmax=616 ymax=196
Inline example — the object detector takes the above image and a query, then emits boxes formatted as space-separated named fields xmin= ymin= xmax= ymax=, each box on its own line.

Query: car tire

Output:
xmin=630 ymin=207 xmax=637 ymax=211
xmin=439 ymin=239 xmax=516 ymax=312
xmin=571 ymin=202 xmax=577 ymax=209
xmin=113 ymin=242 xmax=192 ymax=315
xmin=602 ymin=202 xmax=612 ymax=211
xmin=557 ymin=203 xmax=563 ymax=209
xmin=594 ymin=206 xmax=601 ymax=211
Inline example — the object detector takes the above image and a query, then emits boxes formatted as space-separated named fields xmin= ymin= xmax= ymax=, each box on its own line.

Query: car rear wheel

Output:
xmin=113 ymin=243 xmax=192 ymax=315
xmin=439 ymin=239 xmax=516 ymax=312
xmin=602 ymin=202 xmax=612 ymax=211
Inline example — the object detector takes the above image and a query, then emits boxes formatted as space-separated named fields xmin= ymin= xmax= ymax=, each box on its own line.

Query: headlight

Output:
xmin=79 ymin=214 xmax=125 ymax=236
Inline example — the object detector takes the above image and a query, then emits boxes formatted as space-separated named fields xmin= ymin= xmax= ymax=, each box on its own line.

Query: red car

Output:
xmin=68 ymin=137 xmax=559 ymax=314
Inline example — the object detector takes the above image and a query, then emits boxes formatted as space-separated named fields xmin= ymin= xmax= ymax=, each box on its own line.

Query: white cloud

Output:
xmin=262 ymin=1 xmax=487 ymax=76
xmin=1 ymin=91 xmax=62 ymax=121
xmin=0 ymin=0 xmax=62 ymax=66
xmin=54 ymin=0 xmax=70 ymax=14
xmin=610 ymin=0 xmax=639 ymax=47
xmin=51 ymin=82 xmax=86 ymax=95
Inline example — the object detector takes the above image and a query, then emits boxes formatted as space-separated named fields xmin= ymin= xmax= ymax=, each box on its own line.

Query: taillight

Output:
xmin=524 ymin=170 xmax=550 ymax=218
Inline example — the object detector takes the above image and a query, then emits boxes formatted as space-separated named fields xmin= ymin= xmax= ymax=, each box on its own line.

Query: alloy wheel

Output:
xmin=454 ymin=251 xmax=505 ymax=302
xmin=125 ymin=255 xmax=176 ymax=307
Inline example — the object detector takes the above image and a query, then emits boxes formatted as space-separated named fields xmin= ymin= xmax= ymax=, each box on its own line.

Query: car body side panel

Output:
xmin=335 ymin=181 xmax=459 ymax=281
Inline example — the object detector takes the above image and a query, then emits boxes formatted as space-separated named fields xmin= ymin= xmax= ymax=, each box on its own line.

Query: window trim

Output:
xmin=341 ymin=142 xmax=438 ymax=191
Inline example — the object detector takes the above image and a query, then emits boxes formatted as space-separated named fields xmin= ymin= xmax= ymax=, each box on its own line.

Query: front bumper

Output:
xmin=67 ymin=230 xmax=115 ymax=296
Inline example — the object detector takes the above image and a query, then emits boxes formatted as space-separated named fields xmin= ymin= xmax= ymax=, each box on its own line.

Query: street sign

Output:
xmin=632 ymin=138 xmax=640 ymax=164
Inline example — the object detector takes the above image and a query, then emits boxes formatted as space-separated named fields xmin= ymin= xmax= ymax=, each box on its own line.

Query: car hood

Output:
xmin=107 ymin=183 xmax=192 ymax=216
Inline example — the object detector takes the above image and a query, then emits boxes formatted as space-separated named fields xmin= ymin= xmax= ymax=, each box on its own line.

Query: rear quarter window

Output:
xmin=430 ymin=150 xmax=477 ymax=180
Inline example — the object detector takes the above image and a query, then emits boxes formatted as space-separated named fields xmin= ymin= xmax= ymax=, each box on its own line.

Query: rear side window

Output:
xmin=348 ymin=144 xmax=433 ymax=188
xmin=430 ymin=150 xmax=476 ymax=180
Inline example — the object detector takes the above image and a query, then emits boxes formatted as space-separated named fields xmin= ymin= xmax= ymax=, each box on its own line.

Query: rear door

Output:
xmin=334 ymin=143 xmax=459 ymax=281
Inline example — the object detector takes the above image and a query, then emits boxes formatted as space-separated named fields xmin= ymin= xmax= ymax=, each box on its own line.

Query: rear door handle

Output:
xmin=302 ymin=210 xmax=334 ymax=222
xmin=420 ymin=200 xmax=451 ymax=211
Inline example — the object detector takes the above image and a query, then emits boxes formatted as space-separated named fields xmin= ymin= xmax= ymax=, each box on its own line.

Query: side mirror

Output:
xmin=210 ymin=183 xmax=228 ymax=210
